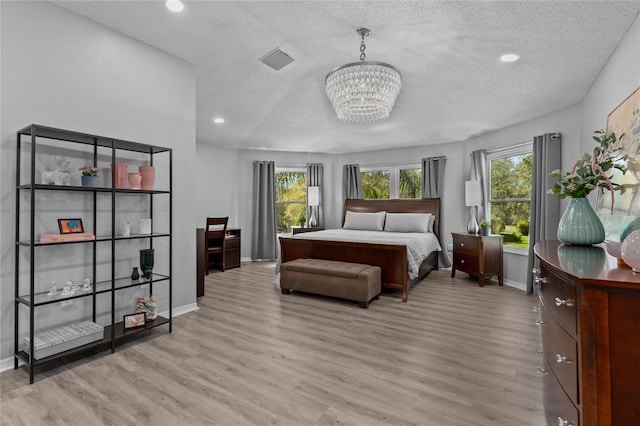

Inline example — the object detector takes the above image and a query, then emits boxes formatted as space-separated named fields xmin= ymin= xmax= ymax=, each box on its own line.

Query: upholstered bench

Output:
xmin=280 ymin=258 xmax=381 ymax=308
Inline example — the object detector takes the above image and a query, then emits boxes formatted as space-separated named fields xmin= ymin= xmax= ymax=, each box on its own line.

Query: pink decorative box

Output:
xmin=40 ymin=233 xmax=95 ymax=243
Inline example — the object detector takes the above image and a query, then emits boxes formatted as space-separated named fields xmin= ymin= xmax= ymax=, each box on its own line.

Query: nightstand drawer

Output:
xmin=225 ymin=238 xmax=240 ymax=249
xmin=453 ymin=252 xmax=479 ymax=274
xmin=452 ymin=234 xmax=479 ymax=254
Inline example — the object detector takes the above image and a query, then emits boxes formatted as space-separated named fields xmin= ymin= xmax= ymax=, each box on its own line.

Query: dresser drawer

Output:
xmin=542 ymin=358 xmax=580 ymax=426
xmin=540 ymin=302 xmax=578 ymax=404
xmin=452 ymin=234 xmax=479 ymax=255
xmin=539 ymin=266 xmax=577 ymax=336
xmin=453 ymin=252 xmax=479 ymax=275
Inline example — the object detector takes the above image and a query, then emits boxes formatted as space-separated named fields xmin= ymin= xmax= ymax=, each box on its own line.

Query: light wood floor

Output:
xmin=1 ymin=262 xmax=545 ymax=425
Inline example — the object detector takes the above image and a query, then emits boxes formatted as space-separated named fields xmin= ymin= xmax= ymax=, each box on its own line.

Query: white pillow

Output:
xmin=384 ymin=213 xmax=432 ymax=233
xmin=343 ymin=211 xmax=386 ymax=231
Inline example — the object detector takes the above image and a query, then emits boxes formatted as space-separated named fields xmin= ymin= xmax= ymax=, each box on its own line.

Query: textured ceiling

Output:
xmin=52 ymin=1 xmax=640 ymax=154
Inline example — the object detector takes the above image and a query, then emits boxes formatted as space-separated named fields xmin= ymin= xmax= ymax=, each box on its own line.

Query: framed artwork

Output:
xmin=57 ymin=218 xmax=85 ymax=234
xmin=596 ymin=86 xmax=640 ymax=241
xmin=123 ymin=312 xmax=146 ymax=329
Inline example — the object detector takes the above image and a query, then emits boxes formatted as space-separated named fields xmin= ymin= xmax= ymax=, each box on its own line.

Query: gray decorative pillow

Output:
xmin=384 ymin=213 xmax=432 ymax=233
xmin=343 ymin=211 xmax=386 ymax=231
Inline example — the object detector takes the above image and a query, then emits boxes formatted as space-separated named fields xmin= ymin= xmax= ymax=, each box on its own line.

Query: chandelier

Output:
xmin=325 ymin=28 xmax=402 ymax=123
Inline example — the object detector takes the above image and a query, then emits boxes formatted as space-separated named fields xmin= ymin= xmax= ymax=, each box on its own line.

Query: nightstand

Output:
xmin=451 ymin=232 xmax=503 ymax=286
xmin=292 ymin=226 xmax=324 ymax=235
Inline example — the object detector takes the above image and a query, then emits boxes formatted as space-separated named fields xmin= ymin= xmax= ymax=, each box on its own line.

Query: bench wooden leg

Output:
xmin=281 ymin=288 xmax=290 ymax=294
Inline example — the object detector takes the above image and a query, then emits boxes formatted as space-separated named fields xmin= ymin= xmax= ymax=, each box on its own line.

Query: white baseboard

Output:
xmin=504 ymin=278 xmax=526 ymax=291
xmin=0 ymin=302 xmax=200 ymax=373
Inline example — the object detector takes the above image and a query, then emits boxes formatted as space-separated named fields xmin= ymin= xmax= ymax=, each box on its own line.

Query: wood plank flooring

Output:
xmin=1 ymin=262 xmax=546 ymax=425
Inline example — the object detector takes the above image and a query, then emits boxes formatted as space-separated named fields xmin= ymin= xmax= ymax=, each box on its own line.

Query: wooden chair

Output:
xmin=205 ymin=217 xmax=228 ymax=274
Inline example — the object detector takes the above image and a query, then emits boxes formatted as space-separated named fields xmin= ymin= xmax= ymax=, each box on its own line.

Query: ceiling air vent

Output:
xmin=259 ymin=48 xmax=294 ymax=71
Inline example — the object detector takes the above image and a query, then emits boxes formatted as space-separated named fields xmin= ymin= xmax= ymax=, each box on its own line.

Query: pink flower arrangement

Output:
xmin=79 ymin=165 xmax=99 ymax=177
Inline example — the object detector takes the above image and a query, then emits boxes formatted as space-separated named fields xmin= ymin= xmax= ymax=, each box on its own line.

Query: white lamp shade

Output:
xmin=465 ymin=180 xmax=482 ymax=206
xmin=307 ymin=186 xmax=320 ymax=206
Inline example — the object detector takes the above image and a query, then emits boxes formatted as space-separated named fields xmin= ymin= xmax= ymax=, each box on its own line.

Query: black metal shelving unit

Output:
xmin=14 ymin=124 xmax=173 ymax=383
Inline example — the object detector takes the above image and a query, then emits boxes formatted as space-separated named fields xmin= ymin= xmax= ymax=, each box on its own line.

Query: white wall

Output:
xmin=0 ymin=2 xmax=197 ymax=362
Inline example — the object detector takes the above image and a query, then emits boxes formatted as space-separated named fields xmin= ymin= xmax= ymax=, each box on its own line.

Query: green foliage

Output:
xmin=479 ymin=220 xmax=490 ymax=229
xmin=399 ymin=168 xmax=421 ymax=198
xmin=276 ymin=171 xmax=307 ymax=233
xmin=494 ymin=220 xmax=506 ymax=234
xmin=548 ymin=130 xmax=627 ymax=207
xmin=362 ymin=171 xmax=390 ymax=199
xmin=516 ymin=219 xmax=529 ymax=236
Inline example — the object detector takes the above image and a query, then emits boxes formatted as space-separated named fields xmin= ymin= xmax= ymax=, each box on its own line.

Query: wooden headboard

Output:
xmin=343 ymin=198 xmax=441 ymax=239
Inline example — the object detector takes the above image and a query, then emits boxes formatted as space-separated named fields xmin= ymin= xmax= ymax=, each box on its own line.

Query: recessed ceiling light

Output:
xmin=166 ymin=1 xmax=184 ymax=13
xmin=213 ymin=118 xmax=225 ymax=124
xmin=500 ymin=53 xmax=520 ymax=63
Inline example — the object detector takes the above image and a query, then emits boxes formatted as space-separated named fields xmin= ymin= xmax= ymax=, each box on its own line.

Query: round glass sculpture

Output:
xmin=621 ymin=230 xmax=640 ymax=272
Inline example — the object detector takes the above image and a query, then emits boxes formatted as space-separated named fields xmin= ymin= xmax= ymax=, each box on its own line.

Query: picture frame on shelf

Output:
xmin=57 ymin=218 xmax=84 ymax=234
xmin=123 ymin=312 xmax=146 ymax=329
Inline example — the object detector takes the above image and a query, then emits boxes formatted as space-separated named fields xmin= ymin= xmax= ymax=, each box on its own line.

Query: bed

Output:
xmin=278 ymin=198 xmax=442 ymax=302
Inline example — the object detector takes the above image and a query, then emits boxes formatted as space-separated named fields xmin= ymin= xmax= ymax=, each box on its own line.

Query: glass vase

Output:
xmin=139 ymin=249 xmax=155 ymax=279
xmin=557 ymin=198 xmax=605 ymax=245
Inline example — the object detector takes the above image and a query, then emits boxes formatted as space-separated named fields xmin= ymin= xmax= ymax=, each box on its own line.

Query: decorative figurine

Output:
xmin=70 ymin=278 xmax=80 ymax=292
xmin=47 ymin=280 xmax=57 ymax=296
xmin=131 ymin=267 xmax=140 ymax=280
xmin=82 ymin=278 xmax=92 ymax=291
xmin=41 ymin=156 xmax=73 ymax=186
xmin=60 ymin=281 xmax=74 ymax=297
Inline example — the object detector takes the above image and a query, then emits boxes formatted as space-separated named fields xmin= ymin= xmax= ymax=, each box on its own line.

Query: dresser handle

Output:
xmin=556 ymin=354 xmax=571 ymax=364
xmin=554 ymin=297 xmax=573 ymax=307
xmin=533 ymin=305 xmax=541 ymax=312
xmin=532 ymin=267 xmax=541 ymax=274
xmin=536 ymin=367 xmax=548 ymax=375
xmin=535 ymin=320 xmax=545 ymax=326
xmin=535 ymin=277 xmax=547 ymax=284
xmin=461 ymin=260 xmax=465 ymax=264
xmin=557 ymin=417 xmax=573 ymax=426
xmin=535 ymin=349 xmax=544 ymax=354
xmin=460 ymin=243 xmax=464 ymax=247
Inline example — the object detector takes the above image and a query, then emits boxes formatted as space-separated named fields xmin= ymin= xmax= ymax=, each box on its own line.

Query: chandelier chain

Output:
xmin=360 ymin=34 xmax=366 ymax=61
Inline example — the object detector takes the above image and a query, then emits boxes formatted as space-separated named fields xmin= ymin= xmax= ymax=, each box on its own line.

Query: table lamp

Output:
xmin=465 ymin=180 xmax=482 ymax=234
xmin=307 ymin=186 xmax=320 ymax=227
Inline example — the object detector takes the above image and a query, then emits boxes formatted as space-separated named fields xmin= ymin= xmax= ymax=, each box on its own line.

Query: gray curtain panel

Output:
xmin=526 ymin=133 xmax=561 ymax=294
xmin=307 ymin=163 xmax=324 ymax=228
xmin=421 ymin=156 xmax=451 ymax=268
xmin=342 ymin=164 xmax=363 ymax=200
xmin=251 ymin=161 xmax=277 ymax=260
xmin=470 ymin=150 xmax=489 ymax=222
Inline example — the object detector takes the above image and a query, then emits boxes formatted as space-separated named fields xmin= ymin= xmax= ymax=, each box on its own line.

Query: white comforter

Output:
xmin=292 ymin=229 xmax=442 ymax=279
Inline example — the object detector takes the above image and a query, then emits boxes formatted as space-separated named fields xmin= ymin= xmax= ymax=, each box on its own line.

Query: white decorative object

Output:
xmin=41 ymin=156 xmax=72 ymax=186
xmin=307 ymin=186 xmax=320 ymax=227
xmin=82 ymin=278 xmax=91 ymax=291
xmin=139 ymin=218 xmax=152 ymax=235
xmin=621 ymin=230 xmax=640 ymax=272
xmin=47 ymin=280 xmax=57 ymax=296
xmin=24 ymin=321 xmax=104 ymax=360
xmin=325 ymin=28 xmax=401 ymax=123
xmin=122 ymin=222 xmax=131 ymax=237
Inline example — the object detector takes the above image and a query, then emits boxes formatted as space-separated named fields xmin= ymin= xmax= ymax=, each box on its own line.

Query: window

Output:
xmin=362 ymin=170 xmax=390 ymax=199
xmin=488 ymin=144 xmax=532 ymax=250
xmin=275 ymin=170 xmax=306 ymax=233
xmin=399 ymin=167 xmax=421 ymax=198
xmin=361 ymin=164 xmax=421 ymax=199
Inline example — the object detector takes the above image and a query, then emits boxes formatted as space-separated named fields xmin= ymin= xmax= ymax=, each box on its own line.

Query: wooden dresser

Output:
xmin=451 ymin=232 xmax=503 ymax=286
xmin=534 ymin=240 xmax=640 ymax=426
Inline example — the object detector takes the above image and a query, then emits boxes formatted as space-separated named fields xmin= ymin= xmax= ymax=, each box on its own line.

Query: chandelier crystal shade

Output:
xmin=325 ymin=28 xmax=402 ymax=123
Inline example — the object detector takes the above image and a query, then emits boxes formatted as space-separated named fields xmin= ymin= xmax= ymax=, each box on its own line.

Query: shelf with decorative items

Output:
xmin=14 ymin=124 xmax=172 ymax=384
